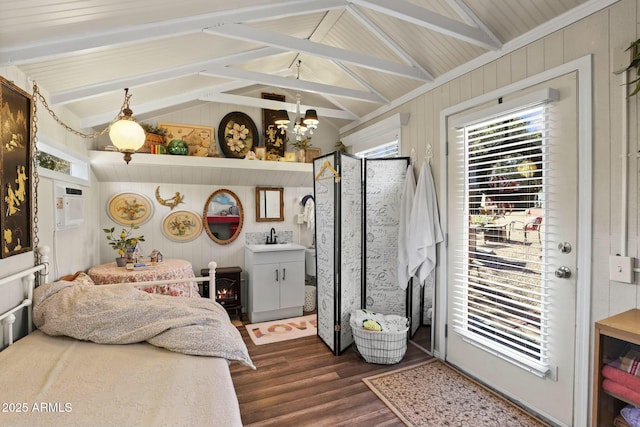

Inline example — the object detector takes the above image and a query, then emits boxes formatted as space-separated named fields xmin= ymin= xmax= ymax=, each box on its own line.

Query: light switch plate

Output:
xmin=609 ymin=255 xmax=634 ymax=283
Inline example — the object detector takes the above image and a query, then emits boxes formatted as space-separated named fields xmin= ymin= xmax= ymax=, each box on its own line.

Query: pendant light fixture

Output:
xmin=32 ymin=83 xmax=146 ymax=164
xmin=108 ymin=88 xmax=146 ymax=164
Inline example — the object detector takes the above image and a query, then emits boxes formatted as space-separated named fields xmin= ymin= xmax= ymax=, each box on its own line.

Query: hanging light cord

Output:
xmin=29 ymin=81 xmax=130 ymax=260
xmin=31 ymin=81 xmax=129 ymax=139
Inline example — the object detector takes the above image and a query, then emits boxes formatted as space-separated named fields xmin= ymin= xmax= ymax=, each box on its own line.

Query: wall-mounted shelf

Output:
xmin=88 ymin=151 xmax=313 ymax=187
xmin=592 ymin=309 xmax=640 ymax=426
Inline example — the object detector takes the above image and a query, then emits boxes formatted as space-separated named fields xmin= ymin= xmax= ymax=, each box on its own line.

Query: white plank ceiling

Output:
xmin=1 ymin=0 xmax=596 ymax=133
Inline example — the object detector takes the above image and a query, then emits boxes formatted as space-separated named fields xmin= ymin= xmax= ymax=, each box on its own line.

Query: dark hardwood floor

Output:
xmin=230 ymin=320 xmax=432 ymax=427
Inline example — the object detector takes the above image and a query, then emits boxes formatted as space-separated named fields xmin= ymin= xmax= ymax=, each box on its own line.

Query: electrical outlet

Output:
xmin=609 ymin=255 xmax=634 ymax=283
xmin=296 ymin=214 xmax=304 ymax=224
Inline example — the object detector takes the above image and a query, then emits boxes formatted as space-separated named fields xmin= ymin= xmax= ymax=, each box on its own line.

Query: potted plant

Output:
xmin=291 ymin=137 xmax=312 ymax=162
xmin=103 ymin=224 xmax=145 ymax=266
xmin=140 ymin=123 xmax=168 ymax=153
xmin=626 ymin=39 xmax=640 ymax=96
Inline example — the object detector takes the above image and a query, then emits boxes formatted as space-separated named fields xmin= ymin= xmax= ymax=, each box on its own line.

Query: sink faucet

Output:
xmin=266 ymin=227 xmax=278 ymax=244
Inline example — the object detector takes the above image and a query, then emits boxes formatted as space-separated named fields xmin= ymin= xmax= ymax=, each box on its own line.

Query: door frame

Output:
xmin=436 ymin=55 xmax=592 ymax=426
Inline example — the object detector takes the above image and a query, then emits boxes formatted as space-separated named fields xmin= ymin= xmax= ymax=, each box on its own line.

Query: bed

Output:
xmin=0 ymin=251 xmax=252 ymax=427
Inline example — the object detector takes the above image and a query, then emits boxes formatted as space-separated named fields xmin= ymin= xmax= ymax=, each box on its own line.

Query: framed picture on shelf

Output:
xmin=254 ymin=146 xmax=266 ymax=160
xmin=158 ymin=122 xmax=215 ymax=157
xmin=0 ymin=77 xmax=33 ymax=259
xmin=261 ymin=93 xmax=286 ymax=159
xmin=218 ymin=112 xmax=258 ymax=159
xmin=306 ymin=147 xmax=321 ymax=163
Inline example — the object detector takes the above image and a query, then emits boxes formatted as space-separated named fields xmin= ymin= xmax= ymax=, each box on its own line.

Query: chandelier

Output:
xmin=273 ymin=60 xmax=319 ymax=142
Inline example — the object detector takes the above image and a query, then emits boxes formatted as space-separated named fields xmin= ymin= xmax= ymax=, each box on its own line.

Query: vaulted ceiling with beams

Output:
xmin=1 ymin=0 xmax=596 ymax=134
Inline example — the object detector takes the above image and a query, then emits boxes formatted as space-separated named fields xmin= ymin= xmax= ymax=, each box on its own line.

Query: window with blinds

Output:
xmin=355 ymin=140 xmax=398 ymax=158
xmin=453 ymin=103 xmax=550 ymax=376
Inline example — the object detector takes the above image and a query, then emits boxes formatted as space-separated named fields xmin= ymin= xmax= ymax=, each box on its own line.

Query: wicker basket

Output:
xmin=350 ymin=316 xmax=408 ymax=364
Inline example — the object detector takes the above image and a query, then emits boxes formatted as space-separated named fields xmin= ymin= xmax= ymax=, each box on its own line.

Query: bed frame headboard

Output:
xmin=0 ymin=246 xmax=50 ymax=348
xmin=0 ymin=252 xmax=217 ymax=348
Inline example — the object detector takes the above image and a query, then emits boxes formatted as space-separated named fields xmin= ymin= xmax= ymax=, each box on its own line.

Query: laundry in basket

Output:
xmin=350 ymin=309 xmax=409 ymax=364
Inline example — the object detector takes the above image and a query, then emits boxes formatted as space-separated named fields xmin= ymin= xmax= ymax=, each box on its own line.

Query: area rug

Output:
xmin=244 ymin=314 xmax=317 ymax=345
xmin=363 ymin=359 xmax=549 ymax=427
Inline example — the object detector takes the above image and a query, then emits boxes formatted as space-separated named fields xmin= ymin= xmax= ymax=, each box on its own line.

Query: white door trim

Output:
xmin=436 ymin=54 xmax=592 ymax=427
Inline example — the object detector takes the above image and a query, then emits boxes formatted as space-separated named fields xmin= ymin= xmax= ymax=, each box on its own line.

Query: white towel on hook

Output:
xmin=397 ymin=164 xmax=416 ymax=289
xmin=407 ymin=162 xmax=443 ymax=285
xmin=303 ymin=198 xmax=315 ymax=231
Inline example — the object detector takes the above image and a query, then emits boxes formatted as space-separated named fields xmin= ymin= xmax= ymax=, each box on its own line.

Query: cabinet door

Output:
xmin=279 ymin=260 xmax=305 ymax=309
xmin=252 ymin=263 xmax=280 ymax=312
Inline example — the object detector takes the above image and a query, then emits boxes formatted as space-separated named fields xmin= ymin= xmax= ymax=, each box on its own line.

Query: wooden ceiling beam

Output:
xmin=204 ymin=22 xmax=430 ymax=81
xmin=350 ymin=0 xmax=502 ymax=50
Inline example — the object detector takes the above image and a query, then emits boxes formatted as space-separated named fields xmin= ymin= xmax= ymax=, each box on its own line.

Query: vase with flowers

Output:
xmin=291 ymin=137 xmax=312 ymax=162
xmin=103 ymin=224 xmax=145 ymax=266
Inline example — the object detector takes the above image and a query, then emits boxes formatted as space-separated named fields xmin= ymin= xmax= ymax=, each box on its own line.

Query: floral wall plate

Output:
xmin=218 ymin=111 xmax=258 ymax=158
xmin=107 ymin=192 xmax=154 ymax=226
xmin=162 ymin=209 xmax=203 ymax=242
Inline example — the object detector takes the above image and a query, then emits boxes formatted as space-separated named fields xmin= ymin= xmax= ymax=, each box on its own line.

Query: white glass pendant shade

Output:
xmin=109 ymin=107 xmax=146 ymax=164
xmin=293 ymin=118 xmax=307 ymax=140
xmin=109 ymin=117 xmax=146 ymax=152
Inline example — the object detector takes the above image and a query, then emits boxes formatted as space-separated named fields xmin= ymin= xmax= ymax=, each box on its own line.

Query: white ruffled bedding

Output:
xmin=33 ymin=278 xmax=255 ymax=369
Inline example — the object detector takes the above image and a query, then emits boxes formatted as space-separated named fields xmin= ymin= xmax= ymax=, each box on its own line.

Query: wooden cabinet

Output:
xmin=592 ymin=309 xmax=640 ymax=426
xmin=245 ymin=246 xmax=305 ymax=323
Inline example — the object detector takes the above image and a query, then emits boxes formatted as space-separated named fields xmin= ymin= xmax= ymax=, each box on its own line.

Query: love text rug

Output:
xmin=244 ymin=314 xmax=317 ymax=345
xmin=363 ymin=358 xmax=549 ymax=427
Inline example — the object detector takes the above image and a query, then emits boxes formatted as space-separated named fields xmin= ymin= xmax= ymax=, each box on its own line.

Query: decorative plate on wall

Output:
xmin=218 ymin=111 xmax=258 ymax=159
xmin=161 ymin=209 xmax=203 ymax=242
xmin=107 ymin=192 xmax=154 ymax=226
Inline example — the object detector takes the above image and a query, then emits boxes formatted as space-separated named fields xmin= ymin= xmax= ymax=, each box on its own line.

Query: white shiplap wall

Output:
xmin=344 ymin=0 xmax=640 ymax=369
xmin=98 ymin=181 xmax=314 ymax=274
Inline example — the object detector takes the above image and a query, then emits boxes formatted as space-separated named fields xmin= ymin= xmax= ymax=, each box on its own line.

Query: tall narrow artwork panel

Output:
xmin=0 ymin=77 xmax=32 ymax=258
xmin=314 ymin=154 xmax=336 ymax=352
xmin=338 ymin=153 xmax=362 ymax=352
xmin=364 ymin=158 xmax=410 ymax=316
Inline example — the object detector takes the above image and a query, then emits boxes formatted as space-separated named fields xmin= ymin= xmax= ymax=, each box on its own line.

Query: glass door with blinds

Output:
xmin=445 ymin=73 xmax=578 ymax=426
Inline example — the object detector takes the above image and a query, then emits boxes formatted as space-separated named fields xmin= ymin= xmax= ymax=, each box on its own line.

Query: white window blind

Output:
xmin=355 ymin=140 xmax=399 ymax=158
xmin=453 ymin=103 xmax=551 ymax=376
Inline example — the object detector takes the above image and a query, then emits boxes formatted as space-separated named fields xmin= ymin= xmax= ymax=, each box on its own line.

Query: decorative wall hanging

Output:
xmin=155 ymin=186 xmax=184 ymax=210
xmin=0 ymin=77 xmax=33 ymax=258
xmin=161 ymin=210 xmax=203 ymax=242
xmin=218 ymin=112 xmax=258 ymax=159
xmin=158 ymin=122 xmax=215 ymax=157
xmin=107 ymin=192 xmax=154 ymax=226
xmin=262 ymin=93 xmax=286 ymax=159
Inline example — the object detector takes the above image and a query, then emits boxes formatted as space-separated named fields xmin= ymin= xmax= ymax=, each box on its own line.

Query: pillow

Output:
xmin=59 ymin=272 xmax=95 ymax=286
xmin=58 ymin=271 xmax=83 ymax=281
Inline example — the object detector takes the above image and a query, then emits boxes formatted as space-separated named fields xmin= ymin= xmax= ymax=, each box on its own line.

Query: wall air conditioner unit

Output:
xmin=54 ymin=182 xmax=84 ymax=231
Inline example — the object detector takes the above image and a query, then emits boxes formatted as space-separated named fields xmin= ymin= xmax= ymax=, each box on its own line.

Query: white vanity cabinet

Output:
xmin=245 ymin=244 xmax=306 ymax=323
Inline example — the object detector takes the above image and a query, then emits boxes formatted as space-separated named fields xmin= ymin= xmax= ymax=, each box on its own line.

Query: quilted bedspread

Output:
xmin=33 ymin=279 xmax=255 ymax=369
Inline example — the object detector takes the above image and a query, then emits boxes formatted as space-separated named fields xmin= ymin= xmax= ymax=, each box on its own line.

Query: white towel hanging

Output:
xmin=407 ymin=162 xmax=443 ymax=285
xmin=397 ymin=164 xmax=416 ymax=289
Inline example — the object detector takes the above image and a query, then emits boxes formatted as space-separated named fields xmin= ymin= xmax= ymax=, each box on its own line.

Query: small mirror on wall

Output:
xmin=255 ymin=187 xmax=284 ymax=222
